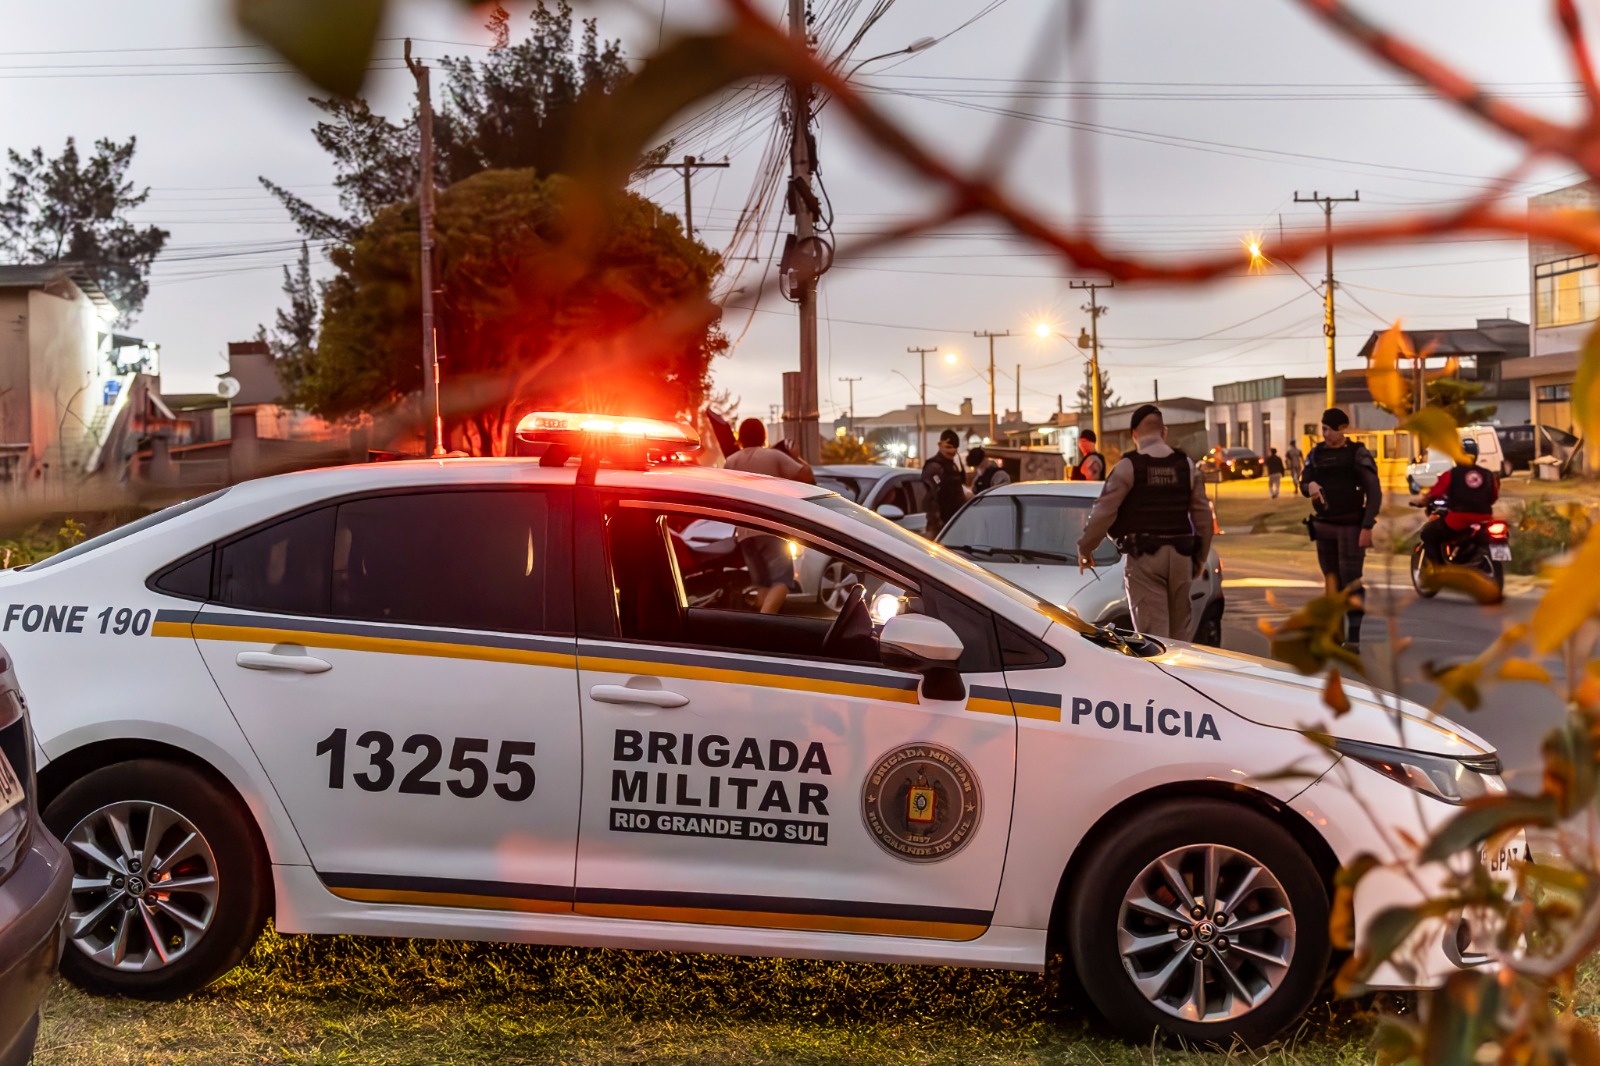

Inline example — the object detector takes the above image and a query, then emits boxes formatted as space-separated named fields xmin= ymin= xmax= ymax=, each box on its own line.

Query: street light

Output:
xmin=840 ymin=36 xmax=938 ymax=79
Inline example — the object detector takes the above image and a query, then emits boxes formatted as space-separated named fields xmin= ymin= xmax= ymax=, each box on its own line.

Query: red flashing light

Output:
xmin=516 ymin=411 xmax=698 ymax=447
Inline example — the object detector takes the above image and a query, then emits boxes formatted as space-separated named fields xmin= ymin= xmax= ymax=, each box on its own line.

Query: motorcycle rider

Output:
xmin=1300 ymin=408 xmax=1382 ymax=649
xmin=1419 ymin=437 xmax=1499 ymax=565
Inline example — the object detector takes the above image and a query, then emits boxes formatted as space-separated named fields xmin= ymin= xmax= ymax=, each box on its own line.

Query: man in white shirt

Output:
xmin=723 ymin=419 xmax=815 ymax=614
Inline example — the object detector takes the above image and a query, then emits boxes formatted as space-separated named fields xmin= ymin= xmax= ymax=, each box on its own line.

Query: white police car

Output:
xmin=9 ymin=414 xmax=1512 ymax=1043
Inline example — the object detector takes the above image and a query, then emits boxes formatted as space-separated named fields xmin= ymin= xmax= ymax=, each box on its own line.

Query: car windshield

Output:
xmin=815 ymin=475 xmax=871 ymax=503
xmin=812 ymin=493 xmax=1096 ymax=634
xmin=1224 ymin=449 xmax=1257 ymax=459
xmin=939 ymin=494 xmax=1118 ymax=566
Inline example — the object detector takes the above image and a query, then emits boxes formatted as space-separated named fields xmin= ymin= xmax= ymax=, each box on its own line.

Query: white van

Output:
xmin=1404 ymin=424 xmax=1507 ymax=493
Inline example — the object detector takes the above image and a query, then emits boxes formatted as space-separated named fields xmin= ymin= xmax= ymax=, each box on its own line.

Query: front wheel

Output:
xmin=43 ymin=759 xmax=269 ymax=999
xmin=1410 ymin=546 xmax=1438 ymax=598
xmin=1068 ymin=799 xmax=1330 ymax=1047
xmin=819 ymin=559 xmax=866 ymax=611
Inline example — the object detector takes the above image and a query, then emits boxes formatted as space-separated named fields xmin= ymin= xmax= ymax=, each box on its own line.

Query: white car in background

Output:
xmin=801 ymin=464 xmax=928 ymax=609
xmin=934 ymin=481 xmax=1225 ymax=646
xmin=1405 ymin=425 xmax=1509 ymax=493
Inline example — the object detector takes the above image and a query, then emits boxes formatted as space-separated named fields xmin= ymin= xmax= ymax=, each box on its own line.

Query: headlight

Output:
xmin=786 ymin=539 xmax=805 ymax=561
xmin=871 ymin=592 xmax=904 ymax=625
xmin=1333 ymin=738 xmax=1504 ymax=805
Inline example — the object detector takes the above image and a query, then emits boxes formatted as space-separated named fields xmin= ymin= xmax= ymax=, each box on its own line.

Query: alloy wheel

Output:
xmin=820 ymin=560 xmax=864 ymax=611
xmin=1116 ymin=843 xmax=1296 ymax=1023
xmin=62 ymin=801 xmax=220 ymax=972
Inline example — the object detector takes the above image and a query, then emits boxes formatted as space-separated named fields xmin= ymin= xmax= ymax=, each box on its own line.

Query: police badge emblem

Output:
xmin=1465 ymin=469 xmax=1484 ymax=489
xmin=862 ymin=743 xmax=981 ymax=863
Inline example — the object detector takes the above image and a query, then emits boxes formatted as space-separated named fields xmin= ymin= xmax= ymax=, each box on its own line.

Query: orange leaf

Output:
xmin=1402 ymin=406 xmax=1468 ymax=464
xmin=1323 ymin=669 xmax=1352 ymax=716
xmin=1532 ymin=524 xmax=1600 ymax=655
xmin=1366 ymin=322 xmax=1409 ymax=415
xmin=1497 ymin=658 xmax=1552 ymax=684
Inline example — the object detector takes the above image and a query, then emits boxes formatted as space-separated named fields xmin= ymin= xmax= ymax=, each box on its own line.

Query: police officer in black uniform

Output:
xmin=1077 ymin=405 xmax=1214 ymax=638
xmin=1072 ymin=430 xmax=1106 ymax=482
xmin=921 ymin=429 xmax=967 ymax=537
xmin=1300 ymin=408 xmax=1382 ymax=648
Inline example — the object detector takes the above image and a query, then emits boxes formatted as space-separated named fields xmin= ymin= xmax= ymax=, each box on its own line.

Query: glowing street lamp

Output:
xmin=1243 ymin=232 xmax=1270 ymax=273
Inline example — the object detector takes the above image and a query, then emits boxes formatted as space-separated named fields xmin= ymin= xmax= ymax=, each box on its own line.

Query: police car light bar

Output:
xmin=516 ymin=411 xmax=701 ymax=471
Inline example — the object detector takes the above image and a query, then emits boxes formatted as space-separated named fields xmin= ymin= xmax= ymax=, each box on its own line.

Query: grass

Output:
xmin=34 ymin=928 xmax=1392 ymax=1065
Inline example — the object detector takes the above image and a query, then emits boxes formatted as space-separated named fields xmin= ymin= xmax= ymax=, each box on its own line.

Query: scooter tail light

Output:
xmin=1487 ymin=521 xmax=1508 ymax=538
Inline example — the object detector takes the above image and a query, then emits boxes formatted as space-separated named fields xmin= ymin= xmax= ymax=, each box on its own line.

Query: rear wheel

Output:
xmin=1068 ymin=800 xmax=1330 ymax=1047
xmin=1193 ymin=602 xmax=1224 ymax=647
xmin=44 ymin=760 xmax=269 ymax=999
xmin=819 ymin=559 xmax=866 ymax=611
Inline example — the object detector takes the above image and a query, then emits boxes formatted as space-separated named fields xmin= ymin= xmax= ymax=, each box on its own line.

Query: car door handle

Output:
xmin=589 ymin=685 xmax=689 ymax=708
xmin=236 ymin=651 xmax=332 ymax=674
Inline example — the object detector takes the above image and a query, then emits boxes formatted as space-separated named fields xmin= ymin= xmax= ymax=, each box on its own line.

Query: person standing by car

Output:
xmin=922 ymin=430 xmax=967 ymax=537
xmin=1419 ymin=437 xmax=1498 ymax=565
xmin=968 ymin=447 xmax=1011 ymax=495
xmin=1076 ymin=404 xmax=1213 ymax=639
xmin=1265 ymin=448 xmax=1285 ymax=499
xmin=723 ymin=418 xmax=815 ymax=614
xmin=1285 ymin=440 xmax=1305 ymax=491
xmin=1071 ymin=430 xmax=1106 ymax=482
xmin=1300 ymin=409 xmax=1382 ymax=649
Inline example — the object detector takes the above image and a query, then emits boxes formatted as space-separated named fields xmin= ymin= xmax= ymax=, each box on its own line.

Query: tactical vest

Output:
xmin=1109 ymin=451 xmax=1194 ymax=538
xmin=973 ymin=463 xmax=1002 ymax=495
xmin=1306 ymin=443 xmax=1372 ymax=524
xmin=1446 ymin=463 xmax=1495 ymax=514
xmin=1072 ymin=451 xmax=1106 ymax=481
xmin=927 ymin=455 xmax=965 ymax=518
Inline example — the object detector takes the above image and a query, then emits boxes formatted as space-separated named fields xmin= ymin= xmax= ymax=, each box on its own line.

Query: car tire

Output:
xmin=819 ymin=559 xmax=866 ymax=612
xmin=44 ymin=759 xmax=269 ymax=1000
xmin=1193 ymin=602 xmax=1224 ymax=647
xmin=1067 ymin=799 xmax=1330 ymax=1047
xmin=1501 ymin=460 xmax=1513 ymax=478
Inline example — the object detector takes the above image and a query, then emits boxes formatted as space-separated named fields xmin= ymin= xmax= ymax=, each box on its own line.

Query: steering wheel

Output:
xmin=820 ymin=583 xmax=871 ymax=659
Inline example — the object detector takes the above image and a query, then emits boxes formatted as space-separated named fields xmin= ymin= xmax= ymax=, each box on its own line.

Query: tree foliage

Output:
xmin=256 ymin=242 xmax=321 ymax=391
xmin=303 ymin=168 xmax=726 ymax=455
xmin=262 ymin=1 xmax=636 ymax=243
xmin=1075 ymin=361 xmax=1117 ymax=418
xmin=0 ymin=137 xmax=168 ymax=321
xmin=1426 ymin=377 xmax=1496 ymax=426
xmin=821 ymin=435 xmax=880 ymax=464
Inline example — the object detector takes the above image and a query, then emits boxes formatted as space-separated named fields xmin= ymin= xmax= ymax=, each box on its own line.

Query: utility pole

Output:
xmin=1070 ymin=280 xmax=1113 ymax=444
xmin=786 ymin=0 xmax=822 ymax=462
xmin=1295 ymin=191 xmax=1360 ymax=410
xmin=837 ymin=376 xmax=861 ymax=438
xmin=642 ymin=154 xmax=730 ymax=242
xmin=972 ymin=330 xmax=1013 ymax=442
xmin=405 ymin=40 xmax=443 ymax=457
xmin=907 ymin=345 xmax=938 ymax=461
xmin=1015 ymin=363 xmax=1021 ymax=425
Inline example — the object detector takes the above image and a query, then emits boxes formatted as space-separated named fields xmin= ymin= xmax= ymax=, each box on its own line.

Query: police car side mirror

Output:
xmin=876 ymin=503 xmax=906 ymax=521
xmin=879 ymin=615 xmax=965 ymax=702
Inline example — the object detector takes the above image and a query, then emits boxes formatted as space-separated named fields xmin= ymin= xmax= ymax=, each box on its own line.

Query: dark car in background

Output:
xmin=1199 ymin=447 xmax=1264 ymax=481
xmin=0 ymin=655 xmax=70 ymax=1066
xmin=1496 ymin=424 xmax=1537 ymax=472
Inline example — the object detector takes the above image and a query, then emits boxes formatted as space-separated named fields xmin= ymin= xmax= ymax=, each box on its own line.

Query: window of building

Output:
xmin=1535 ymin=255 xmax=1600 ymax=328
xmin=1261 ymin=413 xmax=1272 ymax=453
xmin=1236 ymin=422 xmax=1249 ymax=449
xmin=1537 ymin=383 xmax=1573 ymax=402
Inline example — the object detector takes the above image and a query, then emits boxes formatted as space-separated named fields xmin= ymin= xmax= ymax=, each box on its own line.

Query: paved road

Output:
xmin=1216 ymin=545 xmax=1563 ymax=783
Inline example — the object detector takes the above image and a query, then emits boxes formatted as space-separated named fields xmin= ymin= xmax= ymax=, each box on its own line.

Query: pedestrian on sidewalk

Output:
xmin=1284 ymin=441 xmax=1305 ymax=491
xmin=1300 ymin=409 xmax=1381 ymax=650
xmin=1076 ymin=404 xmax=1213 ymax=639
xmin=922 ymin=429 xmax=967 ymax=537
xmin=1265 ymin=448 xmax=1285 ymax=498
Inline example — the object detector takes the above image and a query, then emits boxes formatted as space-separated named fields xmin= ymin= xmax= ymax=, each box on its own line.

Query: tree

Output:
xmin=0 ymin=137 xmax=168 ymax=321
xmin=262 ymin=1 xmax=637 ymax=243
xmin=302 ymin=168 xmax=726 ymax=455
xmin=256 ymin=242 xmax=320 ymax=391
xmin=1426 ymin=377 xmax=1496 ymax=426
xmin=1075 ymin=361 xmax=1117 ymax=418
xmin=821 ymin=435 xmax=880 ymax=464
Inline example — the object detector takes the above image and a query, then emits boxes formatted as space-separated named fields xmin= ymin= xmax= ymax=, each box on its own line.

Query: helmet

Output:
xmin=1460 ymin=436 xmax=1480 ymax=458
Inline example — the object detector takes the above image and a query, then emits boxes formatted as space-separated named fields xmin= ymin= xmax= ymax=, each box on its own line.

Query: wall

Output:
xmin=26 ymin=285 xmax=102 ymax=475
xmin=0 ymin=291 xmax=30 ymax=450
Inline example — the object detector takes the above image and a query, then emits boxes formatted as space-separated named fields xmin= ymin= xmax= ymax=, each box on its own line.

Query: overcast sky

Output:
xmin=0 ymin=0 xmax=1581 ymax=425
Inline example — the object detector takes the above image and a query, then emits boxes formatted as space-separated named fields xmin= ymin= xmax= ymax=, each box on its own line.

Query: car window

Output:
xmin=941 ymin=495 xmax=1118 ymax=566
xmin=815 ymin=476 xmax=866 ymax=502
xmin=331 ymin=490 xmax=571 ymax=634
xmin=217 ymin=507 xmax=336 ymax=615
xmin=877 ymin=476 xmax=921 ymax=514
xmin=604 ymin=501 xmax=911 ymax=663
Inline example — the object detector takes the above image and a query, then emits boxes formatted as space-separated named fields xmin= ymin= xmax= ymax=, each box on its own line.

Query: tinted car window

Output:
xmin=218 ymin=507 xmax=335 ymax=615
xmin=332 ymin=491 xmax=570 ymax=634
